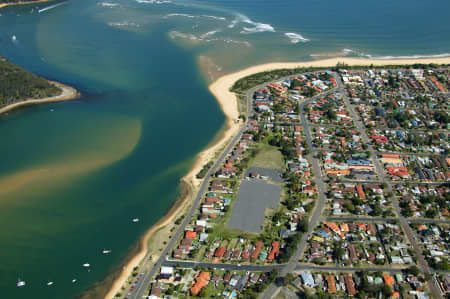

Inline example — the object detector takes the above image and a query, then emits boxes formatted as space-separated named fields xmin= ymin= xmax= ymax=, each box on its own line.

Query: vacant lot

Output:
xmin=227 ymin=180 xmax=281 ymax=233
xmin=250 ymin=144 xmax=284 ymax=170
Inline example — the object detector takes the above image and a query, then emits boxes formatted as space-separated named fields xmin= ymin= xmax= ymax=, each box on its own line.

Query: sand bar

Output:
xmin=104 ymin=56 xmax=450 ymax=298
xmin=0 ymin=0 xmax=57 ymax=9
xmin=0 ymin=81 xmax=80 ymax=115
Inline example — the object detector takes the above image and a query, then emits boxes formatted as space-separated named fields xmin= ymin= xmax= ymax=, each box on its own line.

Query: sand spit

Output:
xmin=0 ymin=81 xmax=80 ymax=115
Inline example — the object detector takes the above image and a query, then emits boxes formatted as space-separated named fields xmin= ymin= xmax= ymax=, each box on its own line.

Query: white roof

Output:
xmin=160 ymin=266 xmax=173 ymax=275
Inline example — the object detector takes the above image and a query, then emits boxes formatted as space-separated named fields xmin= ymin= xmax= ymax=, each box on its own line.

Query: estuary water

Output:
xmin=0 ymin=0 xmax=449 ymax=298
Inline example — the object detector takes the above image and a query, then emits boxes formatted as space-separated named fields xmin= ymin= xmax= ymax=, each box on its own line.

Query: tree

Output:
xmin=283 ymin=273 xmax=295 ymax=286
xmin=408 ymin=265 xmax=420 ymax=276
xmin=298 ymin=218 xmax=309 ymax=233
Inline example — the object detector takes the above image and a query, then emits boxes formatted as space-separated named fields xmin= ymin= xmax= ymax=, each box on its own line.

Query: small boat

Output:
xmin=12 ymin=35 xmax=17 ymax=42
xmin=82 ymin=263 xmax=90 ymax=268
xmin=102 ymin=249 xmax=112 ymax=254
xmin=132 ymin=218 xmax=139 ymax=223
xmin=47 ymin=281 xmax=54 ymax=286
xmin=17 ymin=279 xmax=25 ymax=287
xmin=72 ymin=279 xmax=77 ymax=283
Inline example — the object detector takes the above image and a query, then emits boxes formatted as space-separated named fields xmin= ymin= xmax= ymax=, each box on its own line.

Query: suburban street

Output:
xmin=131 ymin=71 xmax=446 ymax=299
xmin=334 ymin=73 xmax=443 ymax=299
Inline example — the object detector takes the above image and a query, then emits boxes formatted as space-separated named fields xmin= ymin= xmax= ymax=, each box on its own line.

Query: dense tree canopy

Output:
xmin=0 ymin=59 xmax=61 ymax=108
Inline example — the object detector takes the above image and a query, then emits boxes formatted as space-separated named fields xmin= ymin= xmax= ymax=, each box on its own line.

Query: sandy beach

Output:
xmin=0 ymin=81 xmax=80 ymax=115
xmin=104 ymin=55 xmax=449 ymax=298
xmin=0 ymin=0 xmax=56 ymax=9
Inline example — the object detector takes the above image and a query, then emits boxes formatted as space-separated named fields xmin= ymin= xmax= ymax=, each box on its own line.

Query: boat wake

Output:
xmin=38 ymin=1 xmax=68 ymax=13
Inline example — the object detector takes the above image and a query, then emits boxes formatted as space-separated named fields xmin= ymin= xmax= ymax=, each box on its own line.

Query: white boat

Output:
xmin=82 ymin=263 xmax=90 ymax=268
xmin=47 ymin=281 xmax=54 ymax=286
xmin=17 ymin=279 xmax=25 ymax=287
xmin=102 ymin=249 xmax=112 ymax=254
xmin=72 ymin=279 xmax=77 ymax=283
xmin=12 ymin=35 xmax=17 ymax=41
xmin=132 ymin=218 xmax=139 ymax=223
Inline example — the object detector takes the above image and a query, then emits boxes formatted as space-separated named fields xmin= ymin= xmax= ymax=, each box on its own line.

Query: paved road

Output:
xmin=326 ymin=216 xmax=450 ymax=225
xmin=259 ymin=84 xmax=339 ymax=299
xmin=334 ymin=74 xmax=443 ymax=299
xmin=131 ymin=110 xmax=250 ymax=299
xmin=162 ymin=259 xmax=407 ymax=274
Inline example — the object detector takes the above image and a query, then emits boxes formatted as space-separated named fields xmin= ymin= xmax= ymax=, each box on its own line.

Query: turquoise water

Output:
xmin=0 ymin=0 xmax=449 ymax=298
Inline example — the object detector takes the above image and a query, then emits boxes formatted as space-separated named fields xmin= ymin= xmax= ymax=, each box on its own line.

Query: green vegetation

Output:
xmin=231 ymin=63 xmax=449 ymax=94
xmin=249 ymin=143 xmax=284 ymax=170
xmin=196 ymin=161 xmax=214 ymax=179
xmin=231 ymin=67 xmax=325 ymax=94
xmin=0 ymin=58 xmax=61 ymax=108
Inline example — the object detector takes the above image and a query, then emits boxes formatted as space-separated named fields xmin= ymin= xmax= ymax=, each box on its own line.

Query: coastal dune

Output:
xmin=104 ymin=56 xmax=450 ymax=299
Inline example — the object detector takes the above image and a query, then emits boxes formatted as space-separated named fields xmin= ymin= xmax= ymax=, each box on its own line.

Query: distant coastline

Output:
xmin=0 ymin=0 xmax=56 ymax=9
xmin=0 ymin=81 xmax=80 ymax=115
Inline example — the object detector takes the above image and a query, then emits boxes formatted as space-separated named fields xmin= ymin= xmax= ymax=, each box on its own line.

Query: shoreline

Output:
xmin=0 ymin=81 xmax=80 ymax=115
xmin=0 ymin=0 xmax=57 ymax=9
xmin=104 ymin=55 xmax=450 ymax=298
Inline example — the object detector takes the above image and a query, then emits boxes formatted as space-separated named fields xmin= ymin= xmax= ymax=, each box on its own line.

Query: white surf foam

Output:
xmin=228 ymin=13 xmax=275 ymax=34
xmin=202 ymin=15 xmax=226 ymax=21
xmin=165 ymin=13 xmax=196 ymax=18
xmin=99 ymin=2 xmax=119 ymax=7
xmin=223 ymin=38 xmax=251 ymax=47
xmin=136 ymin=0 xmax=171 ymax=4
xmin=284 ymin=32 xmax=309 ymax=43
xmin=200 ymin=30 xmax=219 ymax=39
xmin=169 ymin=31 xmax=199 ymax=41
xmin=361 ymin=53 xmax=450 ymax=60
xmin=108 ymin=21 xmax=140 ymax=28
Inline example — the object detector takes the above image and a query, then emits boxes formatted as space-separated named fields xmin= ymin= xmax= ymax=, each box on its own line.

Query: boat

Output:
xmin=82 ymin=263 xmax=90 ymax=268
xmin=17 ymin=279 xmax=25 ymax=287
xmin=102 ymin=249 xmax=112 ymax=254
xmin=47 ymin=281 xmax=54 ymax=286
xmin=132 ymin=218 xmax=139 ymax=223
xmin=72 ymin=279 xmax=77 ymax=283
xmin=12 ymin=35 xmax=17 ymax=42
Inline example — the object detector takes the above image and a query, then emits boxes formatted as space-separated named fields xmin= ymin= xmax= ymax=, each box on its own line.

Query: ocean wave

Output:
xmin=223 ymin=38 xmax=251 ymax=47
xmin=165 ymin=13 xmax=196 ymax=18
xmin=227 ymin=13 xmax=275 ymax=34
xmin=98 ymin=2 xmax=119 ymax=7
xmin=164 ymin=13 xmax=226 ymax=21
xmin=284 ymin=32 xmax=309 ymax=43
xmin=202 ymin=15 xmax=226 ymax=21
xmin=169 ymin=31 xmax=199 ymax=41
xmin=361 ymin=53 xmax=450 ymax=59
xmin=108 ymin=21 xmax=140 ymax=28
xmin=135 ymin=0 xmax=171 ymax=4
xmin=169 ymin=31 xmax=250 ymax=47
xmin=342 ymin=48 xmax=353 ymax=53
xmin=199 ymin=30 xmax=219 ymax=39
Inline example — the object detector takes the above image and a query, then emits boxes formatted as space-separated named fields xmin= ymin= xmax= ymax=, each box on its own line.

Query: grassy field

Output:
xmin=250 ymin=144 xmax=284 ymax=170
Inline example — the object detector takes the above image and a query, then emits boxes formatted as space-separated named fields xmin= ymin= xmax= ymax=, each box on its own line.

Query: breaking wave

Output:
xmin=108 ymin=21 xmax=140 ymax=28
xmin=227 ymin=13 xmax=275 ymax=34
xmin=98 ymin=2 xmax=119 ymax=7
xmin=202 ymin=15 xmax=226 ymax=21
xmin=135 ymin=0 xmax=171 ymax=4
xmin=199 ymin=30 xmax=220 ymax=39
xmin=360 ymin=53 xmax=450 ymax=59
xmin=169 ymin=31 xmax=250 ymax=47
xmin=284 ymin=32 xmax=309 ymax=43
